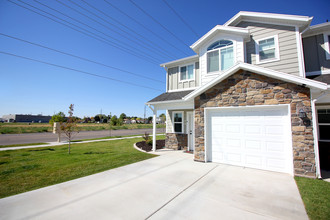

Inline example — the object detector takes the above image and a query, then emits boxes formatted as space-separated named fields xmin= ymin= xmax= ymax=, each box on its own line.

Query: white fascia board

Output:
xmin=190 ymin=25 xmax=249 ymax=53
xmin=184 ymin=62 xmax=328 ymax=101
xmin=160 ymin=55 xmax=198 ymax=68
xmin=147 ymin=100 xmax=194 ymax=111
xmin=224 ymin=11 xmax=311 ymax=27
xmin=303 ymin=22 xmax=330 ymax=38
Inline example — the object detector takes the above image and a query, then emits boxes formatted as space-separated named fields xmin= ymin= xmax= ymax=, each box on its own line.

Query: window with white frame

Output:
xmin=256 ymin=35 xmax=280 ymax=63
xmin=207 ymin=40 xmax=234 ymax=73
xmin=317 ymin=108 xmax=330 ymax=141
xmin=180 ymin=64 xmax=194 ymax=81
xmin=172 ymin=111 xmax=183 ymax=133
xmin=323 ymin=32 xmax=330 ymax=60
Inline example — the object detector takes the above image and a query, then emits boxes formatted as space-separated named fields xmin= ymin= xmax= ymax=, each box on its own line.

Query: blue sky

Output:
xmin=0 ymin=0 xmax=329 ymax=118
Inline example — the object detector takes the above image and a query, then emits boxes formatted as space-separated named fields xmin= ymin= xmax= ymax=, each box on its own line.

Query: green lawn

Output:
xmin=0 ymin=143 xmax=48 ymax=148
xmin=295 ymin=177 xmax=330 ymax=220
xmin=0 ymin=136 xmax=164 ymax=198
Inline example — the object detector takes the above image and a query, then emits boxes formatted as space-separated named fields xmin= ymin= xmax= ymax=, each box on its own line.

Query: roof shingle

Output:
xmin=147 ymin=90 xmax=194 ymax=103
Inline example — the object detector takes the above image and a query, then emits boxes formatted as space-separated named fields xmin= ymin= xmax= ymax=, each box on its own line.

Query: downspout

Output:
xmin=311 ymin=91 xmax=327 ymax=179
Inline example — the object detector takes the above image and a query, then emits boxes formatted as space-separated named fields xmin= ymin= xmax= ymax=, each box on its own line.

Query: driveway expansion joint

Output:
xmin=145 ymin=164 xmax=219 ymax=219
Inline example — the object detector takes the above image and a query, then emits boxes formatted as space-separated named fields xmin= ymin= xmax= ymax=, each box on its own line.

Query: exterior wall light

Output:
xmin=299 ymin=109 xmax=307 ymax=118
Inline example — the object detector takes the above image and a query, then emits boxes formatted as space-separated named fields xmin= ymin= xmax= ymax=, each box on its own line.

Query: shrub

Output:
xmin=142 ymin=132 xmax=152 ymax=146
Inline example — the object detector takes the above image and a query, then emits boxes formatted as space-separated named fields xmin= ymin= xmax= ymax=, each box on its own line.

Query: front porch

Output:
xmin=146 ymin=90 xmax=195 ymax=153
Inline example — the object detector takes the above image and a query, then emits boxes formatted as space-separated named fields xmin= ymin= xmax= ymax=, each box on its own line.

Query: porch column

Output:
xmin=152 ymin=109 xmax=157 ymax=152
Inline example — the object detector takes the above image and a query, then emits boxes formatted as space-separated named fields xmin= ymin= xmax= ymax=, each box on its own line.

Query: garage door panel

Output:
xmin=265 ymin=125 xmax=285 ymax=135
xmin=225 ymin=124 xmax=240 ymax=133
xmin=266 ymin=158 xmax=287 ymax=171
xmin=245 ymin=155 xmax=262 ymax=167
xmin=244 ymin=125 xmax=262 ymax=134
xmin=226 ymin=138 xmax=241 ymax=148
xmin=266 ymin=141 xmax=285 ymax=153
xmin=245 ymin=140 xmax=262 ymax=150
xmin=208 ymin=106 xmax=292 ymax=174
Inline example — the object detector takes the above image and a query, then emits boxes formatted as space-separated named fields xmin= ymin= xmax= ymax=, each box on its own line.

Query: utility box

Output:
xmin=53 ymin=122 xmax=61 ymax=134
xmin=53 ymin=122 xmax=62 ymax=142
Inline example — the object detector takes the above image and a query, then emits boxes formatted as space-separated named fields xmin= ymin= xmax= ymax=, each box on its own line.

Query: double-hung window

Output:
xmin=256 ymin=35 xmax=279 ymax=63
xmin=207 ymin=40 xmax=234 ymax=73
xmin=317 ymin=108 xmax=330 ymax=141
xmin=180 ymin=64 xmax=194 ymax=81
xmin=172 ymin=111 xmax=183 ymax=133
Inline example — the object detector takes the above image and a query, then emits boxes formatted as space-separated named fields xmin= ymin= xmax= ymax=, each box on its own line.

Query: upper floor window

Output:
xmin=207 ymin=40 xmax=234 ymax=73
xmin=180 ymin=64 xmax=194 ymax=81
xmin=256 ymin=35 xmax=280 ymax=64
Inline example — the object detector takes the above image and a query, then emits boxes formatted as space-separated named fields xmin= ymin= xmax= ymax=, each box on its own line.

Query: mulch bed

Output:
xmin=136 ymin=140 xmax=165 ymax=152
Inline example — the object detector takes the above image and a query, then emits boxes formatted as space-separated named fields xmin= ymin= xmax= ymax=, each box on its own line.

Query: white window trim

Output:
xmin=207 ymin=41 xmax=235 ymax=74
xmin=255 ymin=35 xmax=280 ymax=64
xmin=172 ymin=111 xmax=184 ymax=133
xmin=323 ymin=31 xmax=330 ymax=60
xmin=179 ymin=63 xmax=195 ymax=82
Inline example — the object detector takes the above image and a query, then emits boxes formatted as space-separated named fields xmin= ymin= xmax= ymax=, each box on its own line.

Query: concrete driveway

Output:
xmin=0 ymin=151 xmax=307 ymax=220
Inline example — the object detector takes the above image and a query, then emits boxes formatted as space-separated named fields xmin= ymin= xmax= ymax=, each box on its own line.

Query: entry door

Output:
xmin=187 ymin=112 xmax=194 ymax=151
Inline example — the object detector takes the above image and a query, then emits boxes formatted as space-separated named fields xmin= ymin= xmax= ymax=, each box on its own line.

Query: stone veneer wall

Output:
xmin=194 ymin=70 xmax=315 ymax=178
xmin=165 ymin=133 xmax=188 ymax=150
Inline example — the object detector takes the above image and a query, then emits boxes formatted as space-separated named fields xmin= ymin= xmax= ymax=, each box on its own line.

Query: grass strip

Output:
xmin=0 ymin=143 xmax=48 ymax=148
xmin=0 ymin=136 xmax=164 ymax=198
xmin=295 ymin=176 xmax=330 ymax=220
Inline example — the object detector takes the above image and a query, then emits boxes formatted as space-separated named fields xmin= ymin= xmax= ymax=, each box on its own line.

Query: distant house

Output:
xmin=123 ymin=119 xmax=131 ymax=124
xmin=2 ymin=114 xmax=52 ymax=123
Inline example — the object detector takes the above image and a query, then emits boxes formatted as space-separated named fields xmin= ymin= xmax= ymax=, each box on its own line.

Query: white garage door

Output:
xmin=206 ymin=105 xmax=293 ymax=174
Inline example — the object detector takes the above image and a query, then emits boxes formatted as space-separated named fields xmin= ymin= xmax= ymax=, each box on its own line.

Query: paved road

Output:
xmin=0 ymin=128 xmax=165 ymax=145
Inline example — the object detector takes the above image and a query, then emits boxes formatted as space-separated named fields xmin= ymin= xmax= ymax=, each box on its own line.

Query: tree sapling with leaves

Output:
xmin=61 ymin=104 xmax=79 ymax=154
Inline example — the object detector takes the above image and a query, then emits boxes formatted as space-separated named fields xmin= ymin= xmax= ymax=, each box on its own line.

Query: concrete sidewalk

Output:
xmin=0 ymin=151 xmax=308 ymax=220
xmin=0 ymin=134 xmax=164 ymax=151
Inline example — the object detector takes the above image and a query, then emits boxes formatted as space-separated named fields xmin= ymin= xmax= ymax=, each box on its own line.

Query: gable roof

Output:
xmin=190 ymin=25 xmax=250 ymax=53
xmin=184 ymin=62 xmax=328 ymax=101
xmin=224 ymin=11 xmax=312 ymax=31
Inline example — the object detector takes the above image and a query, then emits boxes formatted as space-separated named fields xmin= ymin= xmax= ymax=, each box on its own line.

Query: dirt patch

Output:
xmin=136 ymin=140 xmax=165 ymax=152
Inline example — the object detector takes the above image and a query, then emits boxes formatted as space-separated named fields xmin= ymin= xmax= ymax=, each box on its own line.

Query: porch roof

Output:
xmin=147 ymin=90 xmax=194 ymax=104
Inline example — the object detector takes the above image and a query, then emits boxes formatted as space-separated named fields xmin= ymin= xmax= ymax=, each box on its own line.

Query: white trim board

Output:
xmin=224 ymin=11 xmax=312 ymax=28
xmin=306 ymin=69 xmax=330 ymax=76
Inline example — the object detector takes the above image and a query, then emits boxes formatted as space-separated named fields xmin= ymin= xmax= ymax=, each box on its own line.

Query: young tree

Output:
xmin=94 ymin=115 xmax=101 ymax=122
xmin=119 ymin=113 xmax=127 ymax=120
xmin=110 ymin=115 xmax=118 ymax=126
xmin=60 ymin=104 xmax=78 ymax=154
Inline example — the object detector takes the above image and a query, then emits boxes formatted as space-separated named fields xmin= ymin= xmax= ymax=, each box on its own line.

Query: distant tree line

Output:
xmin=50 ymin=112 xmax=166 ymax=125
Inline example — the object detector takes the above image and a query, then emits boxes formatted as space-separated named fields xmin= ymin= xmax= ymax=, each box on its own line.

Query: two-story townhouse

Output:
xmin=147 ymin=11 xmax=330 ymax=179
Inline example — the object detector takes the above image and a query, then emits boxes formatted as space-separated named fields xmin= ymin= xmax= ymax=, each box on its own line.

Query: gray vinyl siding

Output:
xmin=237 ymin=21 xmax=300 ymax=76
xmin=303 ymin=34 xmax=330 ymax=73
xmin=167 ymin=62 xmax=200 ymax=91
